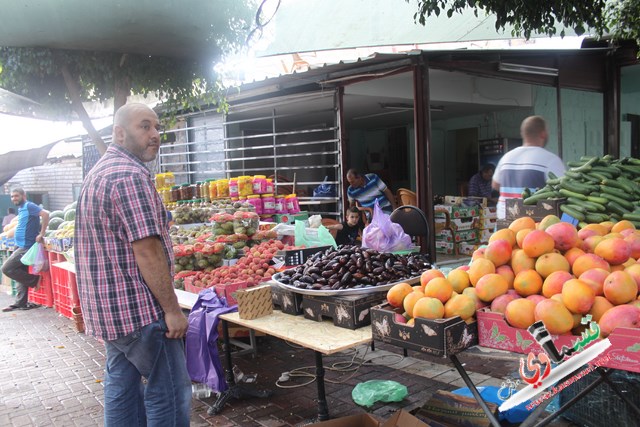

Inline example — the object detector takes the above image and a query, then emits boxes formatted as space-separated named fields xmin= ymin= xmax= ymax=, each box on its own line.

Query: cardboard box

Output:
xmin=371 ymin=303 xmax=478 ymax=357
xmin=435 ymin=240 xmax=455 ymax=255
xmin=271 ymin=284 xmax=304 ymax=315
xmin=444 ymin=196 xmax=487 ymax=208
xmin=477 ymin=308 xmax=640 ymax=373
xmin=415 ymin=390 xmax=498 ymax=427
xmin=309 ymin=410 xmax=428 ymax=427
xmin=434 ymin=204 xmax=479 ymax=219
xmin=442 ymin=216 xmax=479 ymax=231
xmin=273 ymin=212 xmax=309 ymax=225
xmin=435 ymin=229 xmax=478 ymax=243
xmin=479 ymin=206 xmax=497 ymax=219
xmin=505 ymin=198 xmax=565 ymax=221
xmin=478 ymin=217 xmax=497 ymax=230
xmin=457 ymin=242 xmax=480 ymax=257
xmin=478 ymin=229 xmax=493 ymax=243
xmin=383 ymin=410 xmax=430 ymax=427
xmin=302 ymin=291 xmax=387 ymax=329
xmin=309 ymin=413 xmax=380 ymax=427
xmin=236 ymin=284 xmax=273 ymax=320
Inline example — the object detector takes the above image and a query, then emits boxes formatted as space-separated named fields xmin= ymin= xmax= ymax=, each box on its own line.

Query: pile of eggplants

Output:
xmin=275 ymin=245 xmax=431 ymax=291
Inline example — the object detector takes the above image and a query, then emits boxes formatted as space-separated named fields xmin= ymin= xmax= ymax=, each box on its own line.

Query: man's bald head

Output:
xmin=113 ymin=103 xmax=157 ymax=134
xmin=521 ymin=116 xmax=548 ymax=147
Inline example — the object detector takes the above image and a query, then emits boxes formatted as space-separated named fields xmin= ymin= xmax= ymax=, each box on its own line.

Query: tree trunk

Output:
xmin=113 ymin=54 xmax=131 ymax=113
xmin=113 ymin=74 xmax=131 ymax=113
xmin=58 ymin=63 xmax=108 ymax=156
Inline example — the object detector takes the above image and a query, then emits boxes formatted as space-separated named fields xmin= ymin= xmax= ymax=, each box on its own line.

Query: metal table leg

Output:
xmin=315 ymin=351 xmax=330 ymax=421
xmin=208 ymin=319 xmax=272 ymax=416
xmin=449 ymin=354 xmax=501 ymax=427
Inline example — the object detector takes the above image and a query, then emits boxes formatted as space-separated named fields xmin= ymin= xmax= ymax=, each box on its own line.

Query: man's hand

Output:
xmin=35 ymin=233 xmax=44 ymax=243
xmin=164 ymin=310 xmax=188 ymax=339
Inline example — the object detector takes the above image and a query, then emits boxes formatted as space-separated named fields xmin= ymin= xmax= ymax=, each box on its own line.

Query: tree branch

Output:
xmin=58 ymin=61 xmax=108 ymax=156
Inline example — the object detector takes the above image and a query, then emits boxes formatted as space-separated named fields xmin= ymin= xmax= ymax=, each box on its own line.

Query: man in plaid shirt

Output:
xmin=75 ymin=103 xmax=191 ymax=426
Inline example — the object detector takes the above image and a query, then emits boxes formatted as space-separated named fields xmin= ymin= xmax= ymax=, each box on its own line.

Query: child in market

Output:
xmin=326 ymin=207 xmax=363 ymax=246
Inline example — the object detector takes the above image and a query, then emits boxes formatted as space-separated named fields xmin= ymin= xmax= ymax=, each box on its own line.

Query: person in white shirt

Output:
xmin=492 ymin=116 xmax=566 ymax=219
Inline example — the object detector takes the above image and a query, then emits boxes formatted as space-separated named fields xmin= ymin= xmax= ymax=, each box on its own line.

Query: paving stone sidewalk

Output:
xmin=0 ymin=292 xmax=576 ymax=426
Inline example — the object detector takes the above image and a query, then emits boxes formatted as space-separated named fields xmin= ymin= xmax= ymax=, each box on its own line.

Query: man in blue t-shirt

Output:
xmin=2 ymin=188 xmax=49 ymax=312
xmin=346 ymin=169 xmax=397 ymax=215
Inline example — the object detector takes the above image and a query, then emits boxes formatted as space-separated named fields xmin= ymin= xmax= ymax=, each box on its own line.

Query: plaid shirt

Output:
xmin=74 ymin=144 xmax=173 ymax=340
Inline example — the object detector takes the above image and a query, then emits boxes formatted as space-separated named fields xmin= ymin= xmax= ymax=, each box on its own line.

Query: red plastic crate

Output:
xmin=50 ymin=264 xmax=80 ymax=318
xmin=47 ymin=250 xmax=65 ymax=267
xmin=28 ymin=271 xmax=54 ymax=307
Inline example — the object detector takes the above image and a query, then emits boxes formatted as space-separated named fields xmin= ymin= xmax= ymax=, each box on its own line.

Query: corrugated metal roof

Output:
xmin=228 ymin=47 xmax=612 ymax=102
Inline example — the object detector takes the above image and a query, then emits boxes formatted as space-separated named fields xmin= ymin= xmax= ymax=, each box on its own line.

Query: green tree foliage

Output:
xmin=408 ymin=0 xmax=639 ymax=48
xmin=0 ymin=1 xmax=257 ymax=154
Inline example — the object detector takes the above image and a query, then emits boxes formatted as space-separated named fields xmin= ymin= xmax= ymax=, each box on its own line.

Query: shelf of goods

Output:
xmin=157 ymin=107 xmax=343 ymax=219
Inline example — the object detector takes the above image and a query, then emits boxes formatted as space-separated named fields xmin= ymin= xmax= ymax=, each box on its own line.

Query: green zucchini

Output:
xmin=523 ymin=191 xmax=557 ymax=205
xmin=599 ymin=193 xmax=635 ymax=210
xmin=559 ymin=188 xmax=588 ymax=200
xmin=586 ymin=195 xmax=609 ymax=205
xmin=559 ymin=180 xmax=596 ymax=195
xmin=602 ymin=178 xmax=635 ymax=194
xmin=607 ymin=201 xmax=631 ymax=216
xmin=622 ymin=213 xmax=640 ymax=222
xmin=600 ymin=185 xmax=633 ymax=201
xmin=585 ymin=213 xmax=609 ymax=223
xmin=560 ymin=204 xmax=586 ymax=221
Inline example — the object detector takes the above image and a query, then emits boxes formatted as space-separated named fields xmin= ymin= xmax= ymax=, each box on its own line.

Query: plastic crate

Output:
xmin=50 ymin=264 xmax=80 ymax=318
xmin=11 ymin=279 xmax=17 ymax=296
xmin=47 ymin=251 xmax=65 ymax=267
xmin=559 ymin=370 xmax=640 ymax=427
xmin=28 ymin=271 xmax=54 ymax=307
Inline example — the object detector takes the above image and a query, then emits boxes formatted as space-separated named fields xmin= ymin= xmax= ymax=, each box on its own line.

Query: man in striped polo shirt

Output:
xmin=346 ymin=169 xmax=397 ymax=216
xmin=492 ymin=116 xmax=566 ymax=219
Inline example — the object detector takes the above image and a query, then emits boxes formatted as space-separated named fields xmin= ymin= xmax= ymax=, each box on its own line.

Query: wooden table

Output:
xmin=211 ymin=311 xmax=372 ymax=421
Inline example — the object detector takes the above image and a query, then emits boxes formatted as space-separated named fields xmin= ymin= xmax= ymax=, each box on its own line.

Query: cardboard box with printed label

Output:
xmin=444 ymin=216 xmax=479 ymax=231
xmin=444 ymin=195 xmax=487 ymax=208
xmin=480 ymin=206 xmax=497 ymax=219
xmin=478 ymin=228 xmax=493 ymax=243
xmin=435 ymin=240 xmax=455 ymax=255
xmin=434 ymin=204 xmax=479 ymax=219
xmin=477 ymin=308 xmax=640 ymax=373
xmin=435 ymin=228 xmax=479 ymax=243
xmin=235 ymin=284 xmax=273 ymax=320
xmin=302 ymin=291 xmax=387 ymax=330
xmin=371 ymin=303 xmax=478 ymax=357
xmin=505 ymin=198 xmax=565 ymax=221
xmin=415 ymin=390 xmax=498 ymax=427
xmin=478 ymin=217 xmax=497 ymax=230
xmin=271 ymin=284 xmax=304 ymax=315
xmin=457 ymin=242 xmax=480 ymax=257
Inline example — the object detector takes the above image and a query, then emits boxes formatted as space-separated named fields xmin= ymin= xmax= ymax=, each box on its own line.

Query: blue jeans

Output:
xmin=104 ymin=319 xmax=191 ymax=427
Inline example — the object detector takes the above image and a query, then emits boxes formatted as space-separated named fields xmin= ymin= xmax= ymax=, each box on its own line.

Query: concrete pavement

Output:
xmin=0 ymin=291 xmax=576 ymax=426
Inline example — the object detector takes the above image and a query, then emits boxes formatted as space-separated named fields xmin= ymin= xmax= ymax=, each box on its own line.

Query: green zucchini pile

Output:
xmin=522 ymin=155 xmax=640 ymax=227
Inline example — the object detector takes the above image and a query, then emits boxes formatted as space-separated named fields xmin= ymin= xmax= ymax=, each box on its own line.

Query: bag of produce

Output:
xmin=362 ymin=201 xmax=412 ymax=253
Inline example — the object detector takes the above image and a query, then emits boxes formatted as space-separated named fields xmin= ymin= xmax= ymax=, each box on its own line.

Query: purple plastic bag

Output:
xmin=361 ymin=201 xmax=412 ymax=252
